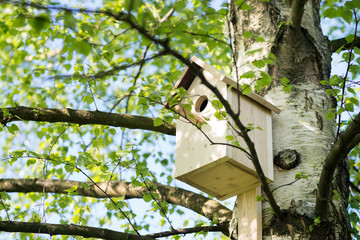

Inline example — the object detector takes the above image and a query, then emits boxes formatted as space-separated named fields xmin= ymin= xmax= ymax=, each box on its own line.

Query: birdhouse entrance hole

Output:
xmin=195 ymin=95 xmax=208 ymax=112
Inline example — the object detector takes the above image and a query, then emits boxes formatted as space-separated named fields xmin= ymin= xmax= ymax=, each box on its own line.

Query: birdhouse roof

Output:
xmin=174 ymin=56 xmax=281 ymax=114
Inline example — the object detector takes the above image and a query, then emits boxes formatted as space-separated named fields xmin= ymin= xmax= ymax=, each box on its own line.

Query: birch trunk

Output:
xmin=229 ymin=1 xmax=350 ymax=239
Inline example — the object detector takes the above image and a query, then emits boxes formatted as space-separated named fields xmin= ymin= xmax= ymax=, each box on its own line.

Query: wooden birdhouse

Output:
xmin=173 ymin=56 xmax=280 ymax=200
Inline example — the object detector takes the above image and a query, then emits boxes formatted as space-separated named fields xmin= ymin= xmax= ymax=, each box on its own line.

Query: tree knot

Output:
xmin=274 ymin=149 xmax=301 ymax=170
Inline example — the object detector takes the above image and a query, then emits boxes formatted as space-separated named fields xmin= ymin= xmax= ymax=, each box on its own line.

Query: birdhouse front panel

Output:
xmin=229 ymin=89 xmax=274 ymax=181
xmin=174 ymin=56 xmax=279 ymax=200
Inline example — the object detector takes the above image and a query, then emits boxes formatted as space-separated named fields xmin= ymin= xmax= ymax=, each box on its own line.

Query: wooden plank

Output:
xmin=174 ymin=63 xmax=202 ymax=90
xmin=173 ymin=105 xmax=204 ymax=126
xmin=176 ymin=161 xmax=260 ymax=200
xmin=190 ymin=55 xmax=281 ymax=114
xmin=238 ymin=187 xmax=262 ymax=240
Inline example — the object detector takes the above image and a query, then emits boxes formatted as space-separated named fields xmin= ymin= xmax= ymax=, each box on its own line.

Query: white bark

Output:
xmin=229 ymin=0 xmax=347 ymax=238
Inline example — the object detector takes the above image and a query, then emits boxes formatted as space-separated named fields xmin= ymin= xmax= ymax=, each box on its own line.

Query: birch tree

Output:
xmin=0 ymin=0 xmax=359 ymax=239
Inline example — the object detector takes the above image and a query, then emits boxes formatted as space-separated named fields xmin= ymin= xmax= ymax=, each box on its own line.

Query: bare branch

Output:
xmin=159 ymin=7 xmax=175 ymax=23
xmin=0 ymin=107 xmax=176 ymax=136
xmin=48 ymin=52 xmax=165 ymax=81
xmin=350 ymin=181 xmax=360 ymax=194
xmin=0 ymin=178 xmax=232 ymax=224
xmin=344 ymin=133 xmax=360 ymax=155
xmin=182 ymin=31 xmax=229 ymax=45
xmin=336 ymin=14 xmax=358 ymax=139
xmin=315 ymin=112 xmax=360 ymax=219
xmin=0 ymin=221 xmax=154 ymax=240
xmin=145 ymin=225 xmax=228 ymax=238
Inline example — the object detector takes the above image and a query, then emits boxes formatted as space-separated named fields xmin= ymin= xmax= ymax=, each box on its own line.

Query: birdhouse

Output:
xmin=173 ymin=56 xmax=280 ymax=200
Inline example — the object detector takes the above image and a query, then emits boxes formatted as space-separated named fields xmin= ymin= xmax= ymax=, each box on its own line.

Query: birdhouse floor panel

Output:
xmin=175 ymin=159 xmax=261 ymax=200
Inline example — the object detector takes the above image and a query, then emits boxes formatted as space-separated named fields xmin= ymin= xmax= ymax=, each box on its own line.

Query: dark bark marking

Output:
xmin=274 ymin=149 xmax=301 ymax=170
xmin=315 ymin=111 xmax=323 ymax=131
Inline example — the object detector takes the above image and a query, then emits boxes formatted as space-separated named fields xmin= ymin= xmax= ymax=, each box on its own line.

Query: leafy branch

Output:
xmin=0 ymin=221 xmax=154 ymax=240
xmin=0 ymin=107 xmax=176 ymax=135
xmin=0 ymin=178 xmax=232 ymax=224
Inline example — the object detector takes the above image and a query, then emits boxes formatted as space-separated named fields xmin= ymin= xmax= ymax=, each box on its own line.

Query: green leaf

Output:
xmin=345 ymin=1 xmax=356 ymax=10
xmin=26 ymin=158 xmax=36 ymax=166
xmin=342 ymin=9 xmax=353 ymax=24
xmin=329 ymin=75 xmax=341 ymax=86
xmin=256 ymin=36 xmax=264 ymax=42
xmin=240 ymin=2 xmax=253 ymax=10
xmin=64 ymin=11 xmax=77 ymax=29
xmin=269 ymin=52 xmax=277 ymax=62
xmin=314 ymin=216 xmax=321 ymax=224
xmin=346 ymin=34 xmax=354 ymax=44
xmin=7 ymin=124 xmax=19 ymax=134
xmin=309 ymin=224 xmax=314 ymax=232
xmin=80 ymin=183 xmax=90 ymax=190
xmin=10 ymin=150 xmax=26 ymax=157
xmin=13 ymin=14 xmax=26 ymax=28
xmin=256 ymin=71 xmax=272 ymax=88
xmin=320 ymin=80 xmax=328 ymax=85
xmin=226 ymin=135 xmax=235 ymax=141
xmin=326 ymin=111 xmax=336 ymax=120
xmin=348 ymin=87 xmax=356 ymax=94
xmin=74 ymin=63 xmax=84 ymax=72
xmin=153 ymin=118 xmax=163 ymax=127
xmin=323 ymin=7 xmax=338 ymax=18
xmin=74 ymin=40 xmax=92 ymax=56
xmin=83 ymin=95 xmax=93 ymax=104
xmin=143 ymin=194 xmax=152 ymax=202
xmin=244 ymin=31 xmax=251 ymax=38
xmin=211 ymin=100 xmax=223 ymax=110
xmin=349 ymin=64 xmax=360 ymax=75
xmin=240 ymin=71 xmax=255 ymax=79
xmin=0 ymin=192 xmax=11 ymax=201
xmin=345 ymin=102 xmax=354 ymax=112
xmin=242 ymin=84 xmax=252 ymax=95
xmin=29 ymin=14 xmax=50 ymax=33
xmin=174 ymin=0 xmax=186 ymax=11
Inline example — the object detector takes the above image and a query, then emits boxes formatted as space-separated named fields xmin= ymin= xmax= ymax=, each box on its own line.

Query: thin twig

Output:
xmin=0 ymin=196 xmax=11 ymax=221
xmin=136 ymin=161 xmax=175 ymax=231
xmin=336 ymin=11 xmax=359 ymax=139
xmin=84 ymin=73 xmax=99 ymax=111
xmin=145 ymin=225 xmax=226 ymax=238
xmin=76 ymin=167 xmax=140 ymax=235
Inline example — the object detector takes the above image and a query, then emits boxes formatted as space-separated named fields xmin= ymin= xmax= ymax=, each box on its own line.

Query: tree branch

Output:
xmin=344 ymin=133 xmax=360 ymax=155
xmin=159 ymin=5 xmax=175 ymax=23
xmin=145 ymin=225 xmax=227 ymax=238
xmin=0 ymin=221 xmax=154 ymax=240
xmin=290 ymin=0 xmax=308 ymax=30
xmin=329 ymin=37 xmax=360 ymax=53
xmin=47 ymin=52 xmax=165 ymax=81
xmin=6 ymin=0 xmax=283 ymax=222
xmin=350 ymin=181 xmax=360 ymax=194
xmin=0 ymin=178 xmax=232 ymax=224
xmin=315 ymin=112 xmax=360 ymax=219
xmin=0 ymin=107 xmax=176 ymax=136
